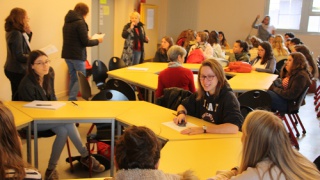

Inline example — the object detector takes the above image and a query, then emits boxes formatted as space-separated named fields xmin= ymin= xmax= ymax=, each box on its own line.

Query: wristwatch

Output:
xmin=203 ymin=125 xmax=207 ymax=133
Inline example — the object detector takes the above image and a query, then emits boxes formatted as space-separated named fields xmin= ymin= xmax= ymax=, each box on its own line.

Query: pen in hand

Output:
xmin=71 ymin=101 xmax=78 ymax=106
xmin=36 ymin=104 xmax=52 ymax=106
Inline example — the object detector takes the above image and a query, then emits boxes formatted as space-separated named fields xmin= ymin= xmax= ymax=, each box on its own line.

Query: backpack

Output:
xmin=186 ymin=48 xmax=205 ymax=64
xmin=225 ymin=61 xmax=252 ymax=73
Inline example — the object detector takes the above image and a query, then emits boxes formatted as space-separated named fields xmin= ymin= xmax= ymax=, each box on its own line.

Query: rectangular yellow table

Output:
xmin=108 ymin=62 xmax=278 ymax=101
xmin=116 ymin=101 xmax=242 ymax=141
xmin=7 ymin=101 xmax=142 ymax=175
xmin=159 ymin=138 xmax=242 ymax=180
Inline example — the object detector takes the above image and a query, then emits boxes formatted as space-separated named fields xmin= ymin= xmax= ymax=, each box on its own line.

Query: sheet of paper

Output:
xmin=162 ymin=121 xmax=198 ymax=132
xmin=40 ymin=44 xmax=58 ymax=55
xmin=91 ymin=33 xmax=105 ymax=40
xmin=127 ymin=67 xmax=149 ymax=71
xmin=23 ymin=101 xmax=66 ymax=110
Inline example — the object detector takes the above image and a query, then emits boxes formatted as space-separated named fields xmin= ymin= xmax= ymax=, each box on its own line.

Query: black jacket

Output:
xmin=62 ymin=10 xmax=99 ymax=61
xmin=5 ymin=30 xmax=31 ymax=74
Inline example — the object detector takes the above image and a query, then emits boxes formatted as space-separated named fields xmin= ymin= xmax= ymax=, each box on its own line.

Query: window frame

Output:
xmin=266 ymin=0 xmax=320 ymax=35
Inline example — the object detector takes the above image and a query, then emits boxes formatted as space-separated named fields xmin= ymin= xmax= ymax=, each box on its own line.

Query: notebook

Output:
xmin=23 ymin=101 xmax=66 ymax=110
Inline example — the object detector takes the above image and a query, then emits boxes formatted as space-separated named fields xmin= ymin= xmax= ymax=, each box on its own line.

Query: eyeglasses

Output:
xmin=33 ymin=60 xmax=51 ymax=66
xmin=199 ymin=75 xmax=216 ymax=81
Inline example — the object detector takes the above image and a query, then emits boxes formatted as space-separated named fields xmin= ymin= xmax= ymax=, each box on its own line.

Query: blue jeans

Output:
xmin=267 ymin=90 xmax=288 ymax=113
xmin=65 ymin=59 xmax=86 ymax=100
xmin=132 ymin=50 xmax=142 ymax=65
xmin=34 ymin=123 xmax=88 ymax=170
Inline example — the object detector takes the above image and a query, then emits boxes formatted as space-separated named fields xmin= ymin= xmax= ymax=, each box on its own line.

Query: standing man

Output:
xmin=252 ymin=15 xmax=275 ymax=41
xmin=62 ymin=2 xmax=103 ymax=100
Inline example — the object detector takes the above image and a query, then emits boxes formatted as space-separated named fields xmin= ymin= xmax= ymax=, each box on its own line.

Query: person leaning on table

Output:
xmin=112 ymin=125 xmax=199 ymax=180
xmin=0 ymin=102 xmax=42 ymax=180
xmin=208 ymin=110 xmax=320 ymax=180
xmin=173 ymin=59 xmax=243 ymax=134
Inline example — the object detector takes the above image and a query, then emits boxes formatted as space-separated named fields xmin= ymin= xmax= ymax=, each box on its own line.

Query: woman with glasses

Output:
xmin=249 ymin=41 xmax=276 ymax=74
xmin=4 ymin=8 xmax=32 ymax=100
xmin=173 ymin=59 xmax=243 ymax=135
xmin=18 ymin=50 xmax=105 ymax=180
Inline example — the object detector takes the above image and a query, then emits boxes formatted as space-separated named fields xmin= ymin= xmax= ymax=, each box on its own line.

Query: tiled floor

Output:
xmin=21 ymin=90 xmax=320 ymax=179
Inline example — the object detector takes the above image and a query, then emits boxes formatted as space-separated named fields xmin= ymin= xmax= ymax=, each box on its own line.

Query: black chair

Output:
xmin=237 ymin=89 xmax=272 ymax=111
xmin=108 ymin=57 xmax=126 ymax=71
xmin=77 ymin=71 xmax=92 ymax=100
xmin=239 ymin=105 xmax=254 ymax=131
xmin=105 ymin=79 xmax=136 ymax=101
xmin=275 ymin=59 xmax=286 ymax=75
xmin=92 ymin=60 xmax=108 ymax=90
xmin=156 ymin=87 xmax=192 ymax=110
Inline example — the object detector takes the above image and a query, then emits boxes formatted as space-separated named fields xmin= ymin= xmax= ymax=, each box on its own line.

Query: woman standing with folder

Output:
xmin=18 ymin=50 xmax=105 ymax=180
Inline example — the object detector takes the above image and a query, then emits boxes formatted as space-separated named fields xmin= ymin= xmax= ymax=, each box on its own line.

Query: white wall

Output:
xmin=0 ymin=0 xmax=91 ymax=101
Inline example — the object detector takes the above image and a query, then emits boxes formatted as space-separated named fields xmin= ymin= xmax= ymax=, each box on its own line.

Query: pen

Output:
xmin=36 ymin=104 xmax=52 ymax=106
xmin=71 ymin=101 xmax=78 ymax=106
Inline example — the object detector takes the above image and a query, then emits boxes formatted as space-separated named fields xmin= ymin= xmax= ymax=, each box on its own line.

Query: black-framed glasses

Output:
xmin=199 ymin=75 xmax=216 ymax=81
xmin=34 ymin=60 xmax=51 ymax=66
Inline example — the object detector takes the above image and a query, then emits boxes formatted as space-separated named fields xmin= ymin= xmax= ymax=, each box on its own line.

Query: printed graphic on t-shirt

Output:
xmin=202 ymin=98 xmax=218 ymax=123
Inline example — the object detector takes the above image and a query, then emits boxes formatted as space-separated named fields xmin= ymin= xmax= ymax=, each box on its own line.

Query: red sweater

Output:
xmin=156 ymin=67 xmax=196 ymax=98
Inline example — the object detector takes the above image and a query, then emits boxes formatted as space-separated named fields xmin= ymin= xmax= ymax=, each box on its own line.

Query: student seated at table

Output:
xmin=228 ymin=40 xmax=250 ymax=62
xmin=188 ymin=31 xmax=213 ymax=60
xmin=17 ymin=50 xmax=105 ymax=180
xmin=0 ymin=102 xmax=42 ymax=180
xmin=153 ymin=36 xmax=174 ymax=63
xmin=208 ymin=110 xmax=320 ymax=180
xmin=156 ymin=45 xmax=196 ymax=98
xmin=249 ymin=41 xmax=276 ymax=74
xmin=173 ymin=59 xmax=243 ymax=134
xmin=113 ymin=125 xmax=199 ymax=180
xmin=267 ymin=52 xmax=311 ymax=113
xmin=293 ymin=44 xmax=319 ymax=79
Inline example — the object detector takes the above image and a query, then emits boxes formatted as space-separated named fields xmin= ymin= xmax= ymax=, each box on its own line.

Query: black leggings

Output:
xmin=4 ymin=70 xmax=25 ymax=100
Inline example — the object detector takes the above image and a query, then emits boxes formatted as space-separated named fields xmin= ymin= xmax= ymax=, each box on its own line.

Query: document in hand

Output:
xmin=23 ymin=101 xmax=66 ymax=110
xmin=91 ymin=33 xmax=105 ymax=39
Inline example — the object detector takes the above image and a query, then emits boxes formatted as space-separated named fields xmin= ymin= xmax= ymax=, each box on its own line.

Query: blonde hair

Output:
xmin=240 ymin=110 xmax=320 ymax=179
xmin=130 ymin=11 xmax=140 ymax=19
xmin=272 ymin=34 xmax=289 ymax=56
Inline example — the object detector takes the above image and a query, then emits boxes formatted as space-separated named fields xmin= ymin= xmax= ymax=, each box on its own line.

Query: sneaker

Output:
xmin=45 ymin=168 xmax=59 ymax=180
xmin=80 ymin=156 xmax=105 ymax=173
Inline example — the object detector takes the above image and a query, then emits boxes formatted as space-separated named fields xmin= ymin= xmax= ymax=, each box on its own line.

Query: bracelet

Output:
xmin=177 ymin=110 xmax=187 ymax=116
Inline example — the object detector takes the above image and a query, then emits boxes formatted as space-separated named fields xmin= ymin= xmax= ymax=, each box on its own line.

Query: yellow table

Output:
xmin=5 ymin=102 xmax=33 ymax=163
xmin=7 ymin=101 xmax=142 ymax=175
xmin=159 ymin=138 xmax=242 ymax=180
xmin=116 ymin=101 xmax=242 ymax=141
xmin=108 ymin=62 xmax=278 ymax=101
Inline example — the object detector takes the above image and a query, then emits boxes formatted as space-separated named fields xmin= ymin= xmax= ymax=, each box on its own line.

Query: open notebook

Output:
xmin=23 ymin=101 xmax=66 ymax=110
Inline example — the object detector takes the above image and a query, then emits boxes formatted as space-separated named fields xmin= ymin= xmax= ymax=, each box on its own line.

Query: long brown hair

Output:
xmin=196 ymin=59 xmax=226 ymax=100
xmin=0 ymin=102 xmax=25 ymax=179
xmin=159 ymin=36 xmax=174 ymax=54
xmin=294 ymin=45 xmax=318 ymax=78
xmin=5 ymin=8 xmax=27 ymax=32
xmin=240 ymin=110 xmax=320 ymax=179
xmin=281 ymin=52 xmax=311 ymax=78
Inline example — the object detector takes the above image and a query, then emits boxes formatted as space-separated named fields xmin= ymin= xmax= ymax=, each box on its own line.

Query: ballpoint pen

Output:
xmin=71 ymin=101 xmax=78 ymax=106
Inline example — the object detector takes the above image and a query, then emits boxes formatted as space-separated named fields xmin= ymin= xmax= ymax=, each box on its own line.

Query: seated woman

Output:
xmin=248 ymin=36 xmax=262 ymax=61
xmin=114 ymin=125 xmax=198 ymax=179
xmin=156 ymin=45 xmax=196 ymax=98
xmin=0 ymin=102 xmax=42 ymax=180
xmin=210 ymin=110 xmax=320 ymax=179
xmin=17 ymin=50 xmax=105 ymax=179
xmin=272 ymin=34 xmax=289 ymax=62
xmin=188 ymin=31 xmax=213 ymax=60
xmin=153 ymin=36 xmax=174 ymax=62
xmin=173 ymin=59 xmax=243 ymax=134
xmin=249 ymin=41 xmax=276 ymax=73
xmin=267 ymin=52 xmax=311 ymax=113
xmin=229 ymin=40 xmax=250 ymax=62
xmin=293 ymin=44 xmax=318 ymax=79
xmin=208 ymin=30 xmax=225 ymax=58
xmin=218 ymin=31 xmax=230 ymax=49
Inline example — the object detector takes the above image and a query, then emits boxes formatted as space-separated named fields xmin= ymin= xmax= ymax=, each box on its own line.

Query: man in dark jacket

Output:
xmin=62 ymin=2 xmax=103 ymax=100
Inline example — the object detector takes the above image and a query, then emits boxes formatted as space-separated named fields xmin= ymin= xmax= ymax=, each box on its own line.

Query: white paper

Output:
xmin=91 ymin=33 xmax=105 ymax=39
xmin=162 ymin=121 xmax=198 ymax=132
xmin=23 ymin=101 xmax=66 ymax=110
xmin=147 ymin=9 xmax=154 ymax=29
xmin=40 ymin=44 xmax=58 ymax=55
xmin=127 ymin=67 xmax=149 ymax=71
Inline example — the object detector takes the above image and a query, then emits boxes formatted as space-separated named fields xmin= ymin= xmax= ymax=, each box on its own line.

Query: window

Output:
xmin=267 ymin=0 xmax=320 ymax=33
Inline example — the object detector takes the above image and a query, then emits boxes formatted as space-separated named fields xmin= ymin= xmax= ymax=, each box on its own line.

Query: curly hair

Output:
xmin=5 ymin=8 xmax=27 ymax=32
xmin=115 ymin=126 xmax=161 ymax=170
xmin=281 ymin=52 xmax=311 ymax=78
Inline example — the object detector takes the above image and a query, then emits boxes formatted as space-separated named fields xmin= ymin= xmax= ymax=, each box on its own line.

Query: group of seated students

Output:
xmin=2 ymin=101 xmax=320 ymax=179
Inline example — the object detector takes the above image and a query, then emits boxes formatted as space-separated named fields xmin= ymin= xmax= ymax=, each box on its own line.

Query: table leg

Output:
xmin=27 ymin=122 xmax=32 ymax=164
xmin=34 ymin=122 xmax=39 ymax=168
xmin=110 ymin=120 xmax=114 ymax=176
